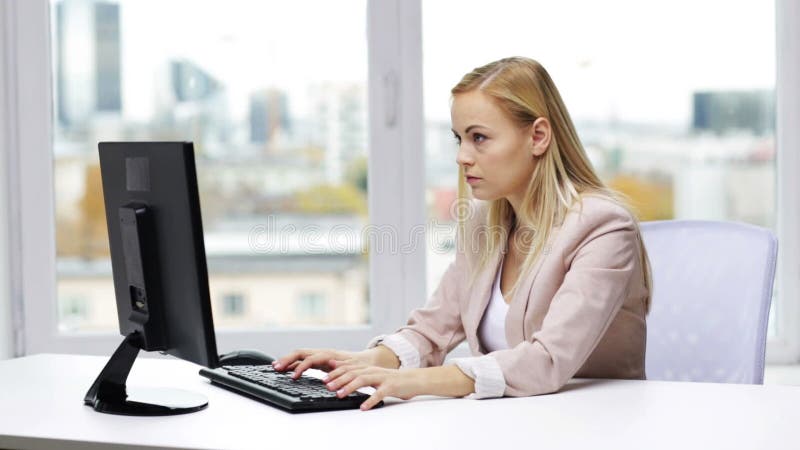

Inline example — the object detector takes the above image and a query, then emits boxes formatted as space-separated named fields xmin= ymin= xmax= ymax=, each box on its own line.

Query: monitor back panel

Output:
xmin=98 ymin=141 xmax=218 ymax=368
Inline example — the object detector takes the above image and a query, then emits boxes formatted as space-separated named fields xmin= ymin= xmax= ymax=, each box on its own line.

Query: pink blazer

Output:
xmin=390 ymin=194 xmax=649 ymax=397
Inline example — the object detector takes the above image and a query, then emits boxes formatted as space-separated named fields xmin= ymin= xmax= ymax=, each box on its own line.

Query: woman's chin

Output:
xmin=468 ymin=188 xmax=499 ymax=202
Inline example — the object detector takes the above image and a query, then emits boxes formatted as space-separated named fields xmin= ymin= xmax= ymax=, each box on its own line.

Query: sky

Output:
xmin=422 ymin=0 xmax=776 ymax=124
xmin=61 ymin=0 xmax=776 ymax=127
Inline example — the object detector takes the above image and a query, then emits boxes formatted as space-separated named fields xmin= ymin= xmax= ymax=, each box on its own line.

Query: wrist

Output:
xmin=419 ymin=365 xmax=475 ymax=398
xmin=376 ymin=345 xmax=401 ymax=369
xmin=362 ymin=346 xmax=400 ymax=369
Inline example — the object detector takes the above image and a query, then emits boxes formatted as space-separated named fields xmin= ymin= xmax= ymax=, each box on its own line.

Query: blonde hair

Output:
xmin=453 ymin=57 xmax=652 ymax=313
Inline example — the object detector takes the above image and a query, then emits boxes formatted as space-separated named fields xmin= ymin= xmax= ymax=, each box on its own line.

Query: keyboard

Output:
xmin=199 ymin=365 xmax=383 ymax=413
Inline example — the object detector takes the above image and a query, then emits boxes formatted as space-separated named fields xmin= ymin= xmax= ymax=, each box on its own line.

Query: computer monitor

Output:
xmin=84 ymin=141 xmax=220 ymax=416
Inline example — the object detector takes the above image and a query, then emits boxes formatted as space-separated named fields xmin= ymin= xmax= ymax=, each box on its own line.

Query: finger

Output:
xmin=324 ymin=358 xmax=361 ymax=375
xmin=331 ymin=357 xmax=365 ymax=367
xmin=322 ymin=364 xmax=344 ymax=384
xmin=324 ymin=369 xmax=353 ymax=388
xmin=330 ymin=358 xmax=356 ymax=367
xmin=322 ymin=360 xmax=355 ymax=383
xmin=337 ymin=373 xmax=376 ymax=398
xmin=292 ymin=356 xmax=319 ymax=379
xmin=271 ymin=355 xmax=290 ymax=370
xmin=292 ymin=353 xmax=336 ymax=379
xmin=272 ymin=349 xmax=308 ymax=371
xmin=322 ymin=364 xmax=370 ymax=390
xmin=360 ymin=389 xmax=386 ymax=411
xmin=327 ymin=370 xmax=360 ymax=391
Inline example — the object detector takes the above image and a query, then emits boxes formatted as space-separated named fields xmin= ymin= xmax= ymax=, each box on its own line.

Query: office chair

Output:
xmin=640 ymin=220 xmax=778 ymax=384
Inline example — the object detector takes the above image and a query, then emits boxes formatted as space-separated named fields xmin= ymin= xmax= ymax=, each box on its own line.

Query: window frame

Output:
xmin=767 ymin=0 xmax=800 ymax=363
xmin=0 ymin=0 xmax=18 ymax=359
xmin=5 ymin=0 xmax=426 ymax=357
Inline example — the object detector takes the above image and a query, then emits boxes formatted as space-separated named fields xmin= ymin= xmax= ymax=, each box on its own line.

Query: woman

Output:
xmin=272 ymin=56 xmax=652 ymax=411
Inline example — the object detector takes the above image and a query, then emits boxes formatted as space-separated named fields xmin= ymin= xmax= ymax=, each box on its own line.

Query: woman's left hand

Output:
xmin=321 ymin=359 xmax=422 ymax=411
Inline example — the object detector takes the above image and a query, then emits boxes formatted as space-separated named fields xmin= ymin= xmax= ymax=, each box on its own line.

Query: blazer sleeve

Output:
xmin=366 ymin=230 xmax=469 ymax=369
xmin=448 ymin=206 xmax=639 ymax=398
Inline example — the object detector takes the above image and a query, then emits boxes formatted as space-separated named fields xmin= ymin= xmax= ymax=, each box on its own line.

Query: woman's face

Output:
xmin=451 ymin=90 xmax=548 ymax=205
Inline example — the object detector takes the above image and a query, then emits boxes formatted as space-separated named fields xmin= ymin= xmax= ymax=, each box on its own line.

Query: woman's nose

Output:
xmin=456 ymin=145 xmax=473 ymax=166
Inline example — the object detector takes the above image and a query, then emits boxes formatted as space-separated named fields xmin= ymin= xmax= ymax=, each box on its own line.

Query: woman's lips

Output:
xmin=466 ymin=176 xmax=482 ymax=185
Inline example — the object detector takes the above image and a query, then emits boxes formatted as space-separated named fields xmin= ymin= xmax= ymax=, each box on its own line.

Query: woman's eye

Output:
xmin=453 ymin=135 xmax=461 ymax=145
xmin=473 ymin=134 xmax=486 ymax=143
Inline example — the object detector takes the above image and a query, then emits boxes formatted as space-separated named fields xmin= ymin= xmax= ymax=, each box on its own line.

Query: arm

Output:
xmin=394 ymin=256 xmax=468 ymax=367
xmin=365 ymin=210 xmax=476 ymax=368
xmin=412 ymin=365 xmax=476 ymax=398
xmin=323 ymin=357 xmax=477 ymax=409
xmin=275 ymin=227 xmax=478 ymax=377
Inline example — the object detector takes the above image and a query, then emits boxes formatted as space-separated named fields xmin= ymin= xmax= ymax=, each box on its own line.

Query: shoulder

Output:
xmin=563 ymin=193 xmax=636 ymax=232
xmin=461 ymin=194 xmax=635 ymax=234
xmin=557 ymin=193 xmax=639 ymax=261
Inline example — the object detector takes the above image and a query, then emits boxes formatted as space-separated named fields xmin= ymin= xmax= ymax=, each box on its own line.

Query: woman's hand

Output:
xmin=322 ymin=360 xmax=423 ymax=411
xmin=272 ymin=348 xmax=374 ymax=379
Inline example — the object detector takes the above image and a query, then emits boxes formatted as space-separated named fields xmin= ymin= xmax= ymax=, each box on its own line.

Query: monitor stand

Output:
xmin=84 ymin=332 xmax=208 ymax=416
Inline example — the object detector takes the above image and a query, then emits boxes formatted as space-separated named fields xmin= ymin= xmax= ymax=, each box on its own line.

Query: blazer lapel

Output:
xmin=504 ymin=244 xmax=549 ymax=346
xmin=508 ymin=227 xmax=565 ymax=343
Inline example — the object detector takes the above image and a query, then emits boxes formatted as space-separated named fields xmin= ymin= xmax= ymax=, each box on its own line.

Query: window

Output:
xmin=11 ymin=0 xmax=424 ymax=356
xmin=295 ymin=292 xmax=328 ymax=322
xmin=51 ymin=0 xmax=370 ymax=332
xmin=221 ymin=293 xmax=245 ymax=317
xmin=422 ymin=1 xmax=781 ymax=343
xmin=14 ymin=0 xmax=797 ymax=363
xmin=57 ymin=295 xmax=90 ymax=332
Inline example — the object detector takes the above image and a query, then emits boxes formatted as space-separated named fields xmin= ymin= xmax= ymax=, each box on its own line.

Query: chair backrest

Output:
xmin=640 ymin=220 xmax=778 ymax=384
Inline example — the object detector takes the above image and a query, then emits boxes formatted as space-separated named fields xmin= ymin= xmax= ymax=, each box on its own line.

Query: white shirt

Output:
xmin=478 ymin=258 xmax=511 ymax=353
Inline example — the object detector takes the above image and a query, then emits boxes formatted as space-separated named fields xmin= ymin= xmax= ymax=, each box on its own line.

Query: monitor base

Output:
xmin=84 ymin=332 xmax=208 ymax=416
xmin=90 ymin=386 xmax=208 ymax=416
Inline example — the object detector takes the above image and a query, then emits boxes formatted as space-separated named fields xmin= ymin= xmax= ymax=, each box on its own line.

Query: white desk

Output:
xmin=0 ymin=354 xmax=798 ymax=450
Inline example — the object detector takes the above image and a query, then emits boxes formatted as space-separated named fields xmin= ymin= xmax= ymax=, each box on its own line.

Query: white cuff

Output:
xmin=366 ymin=334 xmax=421 ymax=369
xmin=447 ymin=355 xmax=506 ymax=399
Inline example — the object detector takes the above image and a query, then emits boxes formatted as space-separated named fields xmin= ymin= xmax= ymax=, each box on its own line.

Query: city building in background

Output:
xmin=51 ymin=0 xmax=370 ymax=332
xmin=54 ymin=0 xmax=121 ymax=128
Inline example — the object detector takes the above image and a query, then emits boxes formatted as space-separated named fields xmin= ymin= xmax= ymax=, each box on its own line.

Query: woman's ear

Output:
xmin=530 ymin=117 xmax=552 ymax=157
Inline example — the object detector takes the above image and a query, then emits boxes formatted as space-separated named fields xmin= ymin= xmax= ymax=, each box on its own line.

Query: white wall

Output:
xmin=0 ymin=0 xmax=15 ymax=360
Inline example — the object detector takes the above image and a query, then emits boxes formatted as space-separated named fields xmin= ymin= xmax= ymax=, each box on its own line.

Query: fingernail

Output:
xmin=337 ymin=389 xmax=344 ymax=396
xmin=322 ymin=376 xmax=329 ymax=382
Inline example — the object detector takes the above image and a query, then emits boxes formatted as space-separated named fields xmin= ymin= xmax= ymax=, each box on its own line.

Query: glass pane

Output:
xmin=52 ymin=0 xmax=369 ymax=332
xmin=422 ymin=1 xmax=777 ymax=334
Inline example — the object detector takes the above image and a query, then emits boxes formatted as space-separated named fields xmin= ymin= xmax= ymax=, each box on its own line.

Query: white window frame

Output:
xmin=0 ymin=0 xmax=18 ymax=359
xmin=4 ymin=0 xmax=800 ymax=365
xmin=767 ymin=0 xmax=800 ymax=363
xmin=3 ymin=0 xmax=426 ymax=357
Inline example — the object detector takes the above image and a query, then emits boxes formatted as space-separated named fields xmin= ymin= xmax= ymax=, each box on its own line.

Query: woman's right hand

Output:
xmin=272 ymin=348 xmax=373 ymax=379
